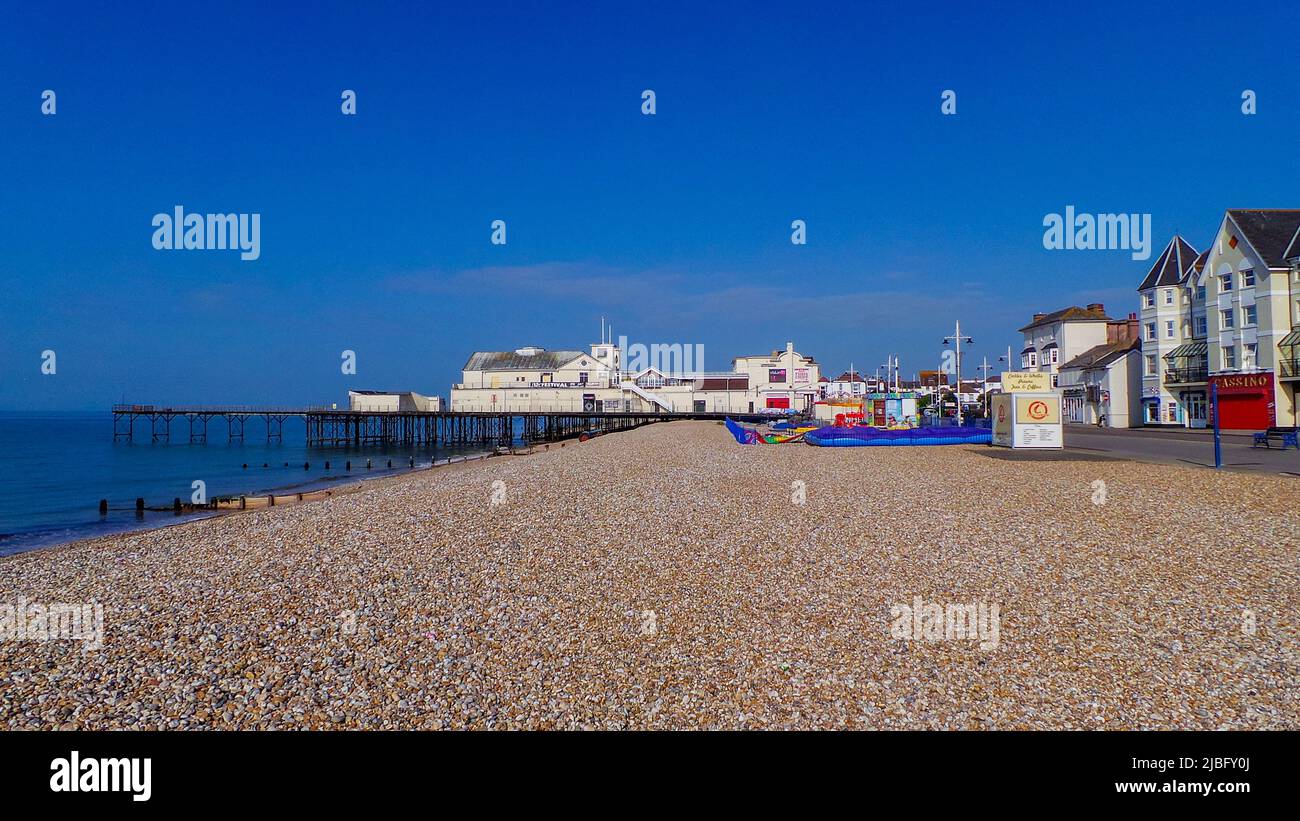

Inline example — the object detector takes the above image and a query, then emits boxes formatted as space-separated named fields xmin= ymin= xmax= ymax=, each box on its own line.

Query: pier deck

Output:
xmin=111 ymin=404 xmax=770 ymax=447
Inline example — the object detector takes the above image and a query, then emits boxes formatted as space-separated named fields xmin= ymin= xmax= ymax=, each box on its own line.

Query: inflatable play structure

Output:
xmin=814 ymin=392 xmax=920 ymax=429
xmin=724 ymin=418 xmax=817 ymax=444
xmin=803 ymin=424 xmax=991 ymax=447
xmin=726 ymin=417 xmax=989 ymax=447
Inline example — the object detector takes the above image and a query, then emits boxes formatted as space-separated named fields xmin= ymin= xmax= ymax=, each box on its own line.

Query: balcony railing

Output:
xmin=1164 ymin=367 xmax=1208 ymax=384
xmin=1279 ymin=358 xmax=1300 ymax=378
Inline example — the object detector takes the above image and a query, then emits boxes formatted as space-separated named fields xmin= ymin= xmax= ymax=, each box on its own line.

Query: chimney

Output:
xmin=1106 ymin=314 xmax=1140 ymax=343
xmin=1032 ymin=312 xmax=1046 ymax=322
xmin=1087 ymin=302 xmax=1105 ymax=315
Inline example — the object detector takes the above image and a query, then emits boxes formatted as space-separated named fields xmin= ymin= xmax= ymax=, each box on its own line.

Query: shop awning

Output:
xmin=1279 ymin=329 xmax=1300 ymax=348
xmin=1162 ymin=341 xmax=1207 ymax=359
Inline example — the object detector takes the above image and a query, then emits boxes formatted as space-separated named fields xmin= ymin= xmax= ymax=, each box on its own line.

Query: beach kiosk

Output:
xmin=991 ymin=372 xmax=1062 ymax=449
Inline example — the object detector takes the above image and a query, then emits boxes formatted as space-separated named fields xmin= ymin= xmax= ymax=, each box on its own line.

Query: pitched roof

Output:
xmin=1018 ymin=305 xmax=1111 ymax=333
xmin=1184 ymin=249 xmax=1209 ymax=281
xmin=1137 ymin=235 xmax=1199 ymax=290
xmin=831 ymin=372 xmax=868 ymax=383
xmin=1226 ymin=210 xmax=1300 ymax=269
xmin=1059 ymin=338 xmax=1141 ymax=371
xmin=1285 ymin=223 xmax=1300 ymax=262
xmin=463 ymin=349 xmax=589 ymax=371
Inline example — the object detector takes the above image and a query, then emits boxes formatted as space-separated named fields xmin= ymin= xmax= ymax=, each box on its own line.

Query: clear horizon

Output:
xmin=4 ymin=0 xmax=1298 ymax=410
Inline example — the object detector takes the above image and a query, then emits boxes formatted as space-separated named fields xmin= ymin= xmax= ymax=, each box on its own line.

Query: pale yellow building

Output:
xmin=1195 ymin=209 xmax=1300 ymax=429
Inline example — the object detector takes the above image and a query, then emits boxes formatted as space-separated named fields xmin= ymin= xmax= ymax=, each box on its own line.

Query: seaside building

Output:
xmin=1017 ymin=304 xmax=1116 ymax=420
xmin=731 ymin=344 xmax=822 ymax=411
xmin=1056 ymin=331 xmax=1142 ymax=427
xmin=825 ymin=371 xmax=870 ymax=398
xmin=450 ymin=340 xmax=818 ymax=414
xmin=1195 ymin=209 xmax=1300 ymax=429
xmin=1136 ymin=235 xmax=1206 ymax=426
xmin=348 ymin=390 xmax=442 ymax=412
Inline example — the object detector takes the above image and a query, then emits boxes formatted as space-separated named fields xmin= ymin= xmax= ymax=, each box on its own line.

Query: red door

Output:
xmin=1216 ymin=394 xmax=1269 ymax=430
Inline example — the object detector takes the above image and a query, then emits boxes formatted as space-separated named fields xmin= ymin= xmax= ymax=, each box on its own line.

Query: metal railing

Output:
xmin=1164 ymin=367 xmax=1208 ymax=384
xmin=1279 ymin=358 xmax=1300 ymax=378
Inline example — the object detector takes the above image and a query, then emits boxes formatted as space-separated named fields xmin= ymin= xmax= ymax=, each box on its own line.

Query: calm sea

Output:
xmin=0 ymin=412 xmax=488 ymax=556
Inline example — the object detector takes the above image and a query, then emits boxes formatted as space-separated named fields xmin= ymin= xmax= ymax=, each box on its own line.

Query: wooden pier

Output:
xmin=111 ymin=404 xmax=767 ymax=447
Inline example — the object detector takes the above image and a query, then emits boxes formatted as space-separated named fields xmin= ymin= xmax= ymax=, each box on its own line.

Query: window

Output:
xmin=1244 ymin=343 xmax=1257 ymax=369
xmin=1026 ymin=352 xmax=1038 ymax=368
xmin=1145 ymin=323 xmax=1157 ymax=341
xmin=1145 ymin=355 xmax=1157 ymax=376
xmin=1221 ymin=309 xmax=1234 ymax=329
xmin=1143 ymin=293 xmax=1155 ymax=308
xmin=1244 ymin=304 xmax=1257 ymax=326
xmin=1196 ymin=284 xmax=1206 ymax=300
xmin=1223 ymin=346 xmax=1237 ymax=369
xmin=1051 ymin=374 xmax=1059 ymax=388
xmin=1194 ymin=316 xmax=1207 ymax=336
xmin=1049 ymin=348 xmax=1059 ymax=365
xmin=1221 ymin=273 xmax=1234 ymax=292
xmin=1165 ymin=320 xmax=1175 ymax=338
xmin=1164 ymin=289 xmax=1174 ymax=305
xmin=1242 ymin=269 xmax=1255 ymax=287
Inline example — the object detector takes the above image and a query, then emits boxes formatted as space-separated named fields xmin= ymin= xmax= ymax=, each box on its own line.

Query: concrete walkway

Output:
xmin=1062 ymin=424 xmax=1300 ymax=476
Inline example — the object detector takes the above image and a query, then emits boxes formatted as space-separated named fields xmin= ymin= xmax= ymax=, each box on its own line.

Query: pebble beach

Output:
xmin=1 ymin=420 xmax=1296 ymax=730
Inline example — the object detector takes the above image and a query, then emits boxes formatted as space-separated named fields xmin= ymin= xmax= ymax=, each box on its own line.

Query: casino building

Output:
xmin=1195 ymin=210 xmax=1300 ymax=430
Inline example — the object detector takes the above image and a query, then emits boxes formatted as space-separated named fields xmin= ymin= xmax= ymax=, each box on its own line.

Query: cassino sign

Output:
xmin=1210 ymin=374 xmax=1272 ymax=394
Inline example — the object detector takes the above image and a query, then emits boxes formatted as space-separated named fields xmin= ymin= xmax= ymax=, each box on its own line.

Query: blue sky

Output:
xmin=2 ymin=0 xmax=1298 ymax=409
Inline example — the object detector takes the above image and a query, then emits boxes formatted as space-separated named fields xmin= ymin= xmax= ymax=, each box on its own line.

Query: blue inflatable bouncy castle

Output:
xmin=804 ymin=425 xmax=991 ymax=447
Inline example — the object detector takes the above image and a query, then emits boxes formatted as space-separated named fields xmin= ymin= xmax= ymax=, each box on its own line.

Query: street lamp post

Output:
xmin=975 ymin=355 xmax=994 ymax=418
xmin=942 ymin=321 xmax=974 ymax=426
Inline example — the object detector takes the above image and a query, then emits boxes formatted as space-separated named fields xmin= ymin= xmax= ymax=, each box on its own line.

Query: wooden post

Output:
xmin=98 ymin=499 xmax=108 ymax=515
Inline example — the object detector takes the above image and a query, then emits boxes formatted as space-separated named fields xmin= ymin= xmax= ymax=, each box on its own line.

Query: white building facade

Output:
xmin=1018 ymin=304 xmax=1114 ymax=422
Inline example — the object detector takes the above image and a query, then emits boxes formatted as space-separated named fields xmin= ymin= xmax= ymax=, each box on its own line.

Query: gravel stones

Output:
xmin=0 ymin=421 xmax=1296 ymax=729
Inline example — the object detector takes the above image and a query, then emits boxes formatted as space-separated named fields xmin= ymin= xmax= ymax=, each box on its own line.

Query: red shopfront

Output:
xmin=1209 ymin=373 xmax=1275 ymax=430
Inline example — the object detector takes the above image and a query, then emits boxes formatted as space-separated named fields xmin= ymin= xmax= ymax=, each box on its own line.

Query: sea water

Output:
xmin=0 ymin=412 xmax=488 ymax=555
